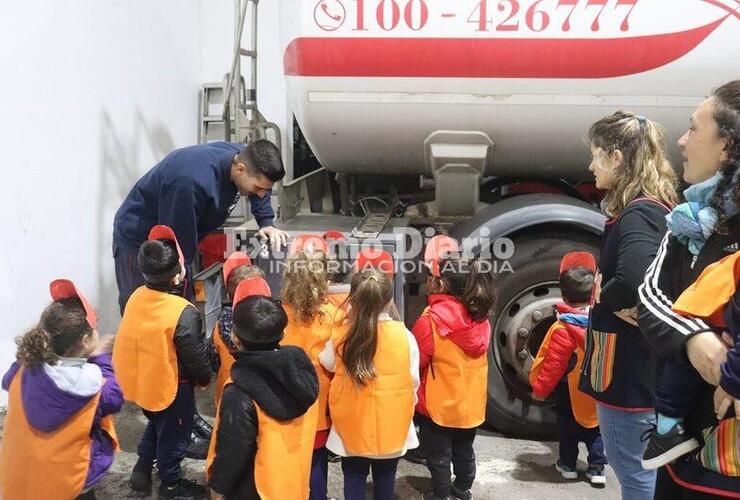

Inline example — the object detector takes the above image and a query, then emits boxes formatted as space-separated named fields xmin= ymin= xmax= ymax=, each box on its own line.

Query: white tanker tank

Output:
xmin=218 ymin=0 xmax=740 ymax=436
xmin=281 ymin=0 xmax=739 ymax=182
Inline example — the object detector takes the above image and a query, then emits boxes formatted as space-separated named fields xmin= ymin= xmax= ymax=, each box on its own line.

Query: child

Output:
xmin=642 ymin=250 xmax=740 ymax=470
xmin=207 ymin=281 xmax=320 ymax=499
xmin=281 ymin=233 xmax=339 ymax=500
xmin=323 ymin=230 xmax=351 ymax=309
xmin=0 ymin=280 xmax=122 ymax=500
xmin=112 ymin=225 xmax=212 ymax=499
xmin=210 ymin=250 xmax=266 ymax=408
xmin=319 ymin=268 xmax=420 ymax=500
xmin=413 ymin=235 xmax=494 ymax=500
xmin=529 ymin=252 xmax=607 ymax=485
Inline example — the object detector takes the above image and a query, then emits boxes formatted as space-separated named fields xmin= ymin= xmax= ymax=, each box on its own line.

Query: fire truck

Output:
xmin=195 ymin=0 xmax=740 ymax=436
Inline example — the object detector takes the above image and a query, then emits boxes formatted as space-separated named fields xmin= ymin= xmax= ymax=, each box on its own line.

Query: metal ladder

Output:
xmin=224 ymin=0 xmax=281 ymax=146
xmin=198 ymin=0 xmax=281 ymax=146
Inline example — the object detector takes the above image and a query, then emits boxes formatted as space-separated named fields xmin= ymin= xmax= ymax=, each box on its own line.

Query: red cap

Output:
xmin=559 ymin=252 xmax=597 ymax=275
xmin=289 ymin=234 xmax=329 ymax=257
xmin=232 ymin=277 xmax=271 ymax=306
xmin=49 ymin=279 xmax=98 ymax=328
xmin=323 ymin=230 xmax=346 ymax=243
xmin=424 ymin=235 xmax=459 ymax=277
xmin=149 ymin=225 xmax=185 ymax=268
xmin=223 ymin=251 xmax=252 ymax=283
xmin=355 ymin=248 xmax=395 ymax=278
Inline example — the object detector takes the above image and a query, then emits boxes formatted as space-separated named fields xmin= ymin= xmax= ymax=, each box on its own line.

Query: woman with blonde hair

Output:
xmin=579 ymin=111 xmax=678 ymax=500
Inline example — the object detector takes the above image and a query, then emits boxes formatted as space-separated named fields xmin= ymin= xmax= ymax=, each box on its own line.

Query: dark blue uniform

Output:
xmin=113 ymin=141 xmax=274 ymax=312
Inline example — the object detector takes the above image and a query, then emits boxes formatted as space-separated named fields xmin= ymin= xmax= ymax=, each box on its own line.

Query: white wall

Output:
xmin=0 ymin=0 xmax=286 ymax=405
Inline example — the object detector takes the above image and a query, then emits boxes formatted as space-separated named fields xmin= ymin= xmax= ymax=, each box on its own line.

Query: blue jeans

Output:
xmin=341 ymin=456 xmax=399 ymax=500
xmin=597 ymin=404 xmax=656 ymax=500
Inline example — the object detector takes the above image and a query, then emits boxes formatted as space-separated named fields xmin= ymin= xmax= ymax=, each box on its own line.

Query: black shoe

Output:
xmin=185 ymin=432 xmax=210 ymax=460
xmin=423 ymin=493 xmax=450 ymax=500
xmin=404 ymin=447 xmax=427 ymax=465
xmin=451 ymin=483 xmax=473 ymax=500
xmin=129 ymin=459 xmax=153 ymax=495
xmin=192 ymin=413 xmax=212 ymax=440
xmin=641 ymin=423 xmax=700 ymax=470
xmin=158 ymin=478 xmax=207 ymax=500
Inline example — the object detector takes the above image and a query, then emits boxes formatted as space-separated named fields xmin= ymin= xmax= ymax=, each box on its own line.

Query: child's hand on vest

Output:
xmin=713 ymin=385 xmax=740 ymax=420
xmin=89 ymin=333 xmax=115 ymax=358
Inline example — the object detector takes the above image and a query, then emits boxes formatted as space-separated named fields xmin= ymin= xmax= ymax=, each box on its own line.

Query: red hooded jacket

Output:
xmin=412 ymin=294 xmax=491 ymax=417
xmin=530 ymin=303 xmax=587 ymax=399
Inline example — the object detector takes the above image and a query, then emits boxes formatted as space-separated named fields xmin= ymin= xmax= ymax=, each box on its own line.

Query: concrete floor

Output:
xmin=93 ymin=393 xmax=621 ymax=500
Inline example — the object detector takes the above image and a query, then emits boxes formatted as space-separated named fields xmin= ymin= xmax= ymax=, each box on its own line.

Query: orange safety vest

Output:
xmin=206 ymin=379 xmax=317 ymax=499
xmin=112 ymin=286 xmax=191 ymax=411
xmin=673 ymin=250 xmax=740 ymax=327
xmin=530 ymin=320 xmax=599 ymax=429
xmin=0 ymin=368 xmax=119 ymax=499
xmin=281 ymin=303 xmax=337 ymax=431
xmin=329 ymin=320 xmax=414 ymax=456
xmin=212 ymin=322 xmax=236 ymax=410
xmin=423 ymin=309 xmax=489 ymax=429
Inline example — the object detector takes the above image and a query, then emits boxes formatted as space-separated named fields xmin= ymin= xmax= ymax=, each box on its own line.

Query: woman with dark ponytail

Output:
xmin=638 ymin=80 xmax=740 ymax=498
xmin=412 ymin=235 xmax=494 ymax=500
xmin=0 ymin=280 xmax=122 ymax=500
xmin=319 ymin=268 xmax=420 ymax=500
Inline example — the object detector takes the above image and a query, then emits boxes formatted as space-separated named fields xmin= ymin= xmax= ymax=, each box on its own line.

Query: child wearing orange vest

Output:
xmin=319 ymin=267 xmax=420 ymax=500
xmin=412 ymin=236 xmax=494 ymax=500
xmin=112 ymin=226 xmax=212 ymax=499
xmin=323 ymin=230 xmax=351 ymax=309
xmin=0 ymin=280 xmax=122 ymax=500
xmin=280 ymin=233 xmax=339 ymax=499
xmin=529 ymin=252 xmax=607 ymax=485
xmin=208 ymin=281 xmax=319 ymax=499
xmin=209 ymin=250 xmax=266 ymax=409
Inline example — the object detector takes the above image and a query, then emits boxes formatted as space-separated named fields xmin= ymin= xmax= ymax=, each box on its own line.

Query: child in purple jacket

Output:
xmin=0 ymin=280 xmax=122 ymax=499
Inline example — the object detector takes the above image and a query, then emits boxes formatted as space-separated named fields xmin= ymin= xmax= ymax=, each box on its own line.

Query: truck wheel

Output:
xmin=485 ymin=230 xmax=600 ymax=437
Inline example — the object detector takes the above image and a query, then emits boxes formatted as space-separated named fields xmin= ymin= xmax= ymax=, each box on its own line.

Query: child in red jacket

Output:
xmin=530 ymin=252 xmax=607 ymax=485
xmin=413 ymin=236 xmax=494 ymax=500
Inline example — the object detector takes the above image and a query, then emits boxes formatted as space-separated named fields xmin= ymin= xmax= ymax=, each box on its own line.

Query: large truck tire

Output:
xmin=485 ymin=230 xmax=600 ymax=438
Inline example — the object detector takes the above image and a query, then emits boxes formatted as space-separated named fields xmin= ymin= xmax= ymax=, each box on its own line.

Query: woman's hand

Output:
xmin=713 ymin=386 xmax=740 ymax=420
xmin=614 ymin=307 xmax=638 ymax=326
xmin=686 ymin=331 xmax=729 ymax=386
xmin=593 ymin=272 xmax=603 ymax=304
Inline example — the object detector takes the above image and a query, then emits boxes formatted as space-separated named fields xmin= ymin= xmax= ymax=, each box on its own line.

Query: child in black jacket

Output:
xmin=208 ymin=286 xmax=319 ymax=499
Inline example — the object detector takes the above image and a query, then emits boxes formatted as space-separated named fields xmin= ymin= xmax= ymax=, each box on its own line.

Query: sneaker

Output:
xmin=555 ymin=460 xmax=578 ymax=480
xmin=158 ymin=478 xmax=207 ymax=500
xmin=129 ymin=459 xmax=153 ymax=495
xmin=404 ymin=447 xmax=427 ymax=465
xmin=586 ymin=465 xmax=606 ymax=486
xmin=451 ymin=483 xmax=473 ymax=500
xmin=641 ymin=423 xmax=700 ymax=470
xmin=185 ymin=432 xmax=210 ymax=460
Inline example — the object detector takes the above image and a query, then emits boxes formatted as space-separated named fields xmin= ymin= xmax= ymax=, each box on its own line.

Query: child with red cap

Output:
xmin=281 ymin=233 xmax=340 ymax=500
xmin=0 ymin=280 xmax=122 ymax=500
xmin=207 ymin=279 xmax=319 ymax=499
xmin=530 ymin=251 xmax=607 ymax=485
xmin=209 ymin=251 xmax=266 ymax=409
xmin=413 ymin=236 xmax=495 ymax=500
xmin=112 ymin=225 xmax=212 ymax=499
